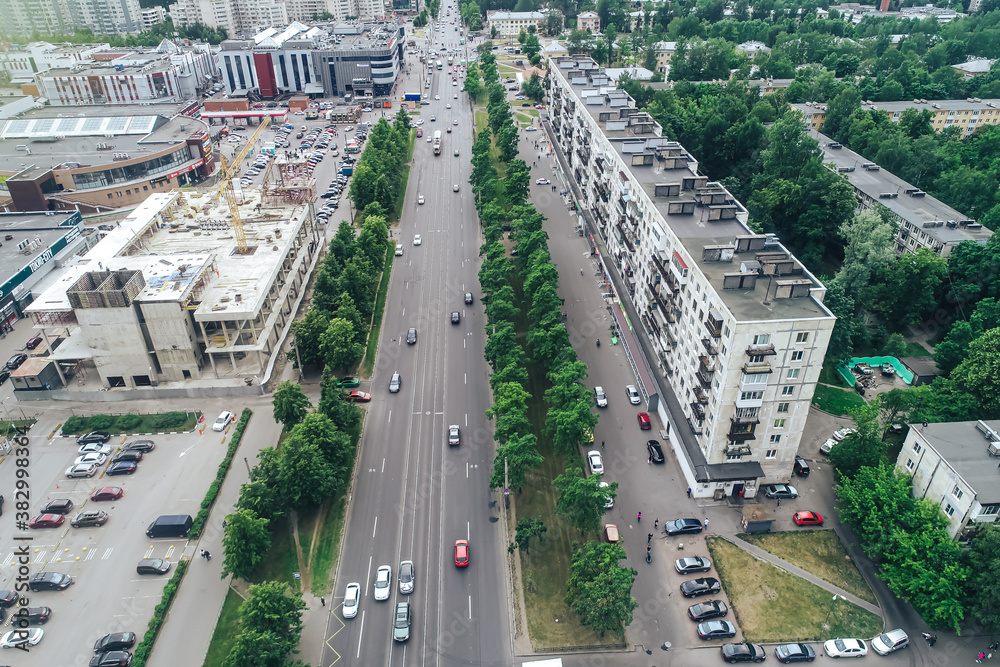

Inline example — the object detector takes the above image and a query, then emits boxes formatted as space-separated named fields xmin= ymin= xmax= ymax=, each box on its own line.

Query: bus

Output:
xmin=447 ymin=55 xmax=453 ymax=65
xmin=436 ymin=60 xmax=443 ymax=70
xmin=433 ymin=130 xmax=442 ymax=155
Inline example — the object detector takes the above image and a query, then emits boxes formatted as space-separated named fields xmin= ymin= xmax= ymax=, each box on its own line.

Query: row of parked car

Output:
xmin=718 ymin=629 xmax=910 ymax=663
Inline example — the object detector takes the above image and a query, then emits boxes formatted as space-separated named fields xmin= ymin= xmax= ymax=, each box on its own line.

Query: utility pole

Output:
xmin=504 ymin=455 xmax=510 ymax=508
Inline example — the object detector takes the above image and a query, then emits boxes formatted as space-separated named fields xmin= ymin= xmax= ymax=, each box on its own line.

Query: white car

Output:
xmin=594 ymin=386 xmax=608 ymax=408
xmin=453 ymin=119 xmax=458 ymax=125
xmin=343 ymin=582 xmax=360 ymax=618
xmin=413 ymin=235 xmax=422 ymax=246
xmin=446 ymin=104 xmax=452 ymax=109
xmin=453 ymin=94 xmax=458 ymax=99
xmin=74 ymin=452 xmax=107 ymax=466
xmin=418 ymin=195 xmax=425 ymax=205
xmin=871 ymin=629 xmax=908 ymax=655
xmin=587 ymin=450 xmax=604 ymax=475
xmin=819 ymin=437 xmax=839 ymax=455
xmin=374 ymin=565 xmax=392 ymax=601
xmin=395 ymin=243 xmax=404 ymax=256
xmin=66 ymin=463 xmax=98 ymax=478
xmin=0 ymin=627 xmax=43 ymax=648
xmin=535 ymin=178 xmax=550 ymax=185
xmin=453 ymin=184 xmax=459 ymax=192
xmin=626 ymin=385 xmax=641 ymax=405
xmin=824 ymin=638 xmax=868 ymax=658
xmin=434 ymin=95 xmax=441 ymax=100
xmin=832 ymin=427 xmax=856 ymax=441
xmin=213 ymin=410 xmax=234 ymax=431
xmin=78 ymin=443 xmax=112 ymax=455
xmin=525 ymin=126 xmax=537 ymax=132
xmin=599 ymin=481 xmax=614 ymax=508
xmin=414 ymin=119 xmax=424 ymax=126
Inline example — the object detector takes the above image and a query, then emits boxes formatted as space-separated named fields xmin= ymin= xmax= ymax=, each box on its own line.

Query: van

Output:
xmin=793 ymin=456 xmax=810 ymax=477
xmin=145 ymin=514 xmax=193 ymax=538
xmin=604 ymin=523 xmax=620 ymax=543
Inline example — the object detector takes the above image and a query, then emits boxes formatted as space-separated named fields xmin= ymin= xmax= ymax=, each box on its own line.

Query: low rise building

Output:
xmin=651 ymin=41 xmax=676 ymax=75
xmin=547 ymin=57 xmax=836 ymax=495
xmin=952 ymin=58 xmax=995 ymax=78
xmin=576 ymin=11 xmax=599 ymax=32
xmin=895 ymin=420 xmax=1000 ymax=540
xmin=809 ymin=129 xmax=992 ymax=257
xmin=736 ymin=41 xmax=770 ymax=58
xmin=0 ymin=42 xmax=112 ymax=86
xmin=487 ymin=11 xmax=546 ymax=38
xmin=796 ymin=98 xmax=1000 ymax=139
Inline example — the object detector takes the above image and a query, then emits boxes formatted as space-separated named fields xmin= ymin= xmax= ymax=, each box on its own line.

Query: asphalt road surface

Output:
xmin=321 ymin=16 xmax=513 ymax=667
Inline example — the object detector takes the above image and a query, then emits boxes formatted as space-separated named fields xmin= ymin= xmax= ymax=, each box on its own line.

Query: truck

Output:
xmin=403 ymin=92 xmax=422 ymax=102
xmin=305 ymin=109 xmax=318 ymax=120
xmin=433 ymin=130 xmax=442 ymax=156
xmin=339 ymin=165 xmax=354 ymax=176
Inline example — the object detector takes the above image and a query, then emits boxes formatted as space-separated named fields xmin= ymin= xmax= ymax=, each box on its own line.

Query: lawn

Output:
xmin=60 ymin=411 xmax=201 ymax=435
xmin=819 ymin=358 xmax=847 ymax=386
xmin=1 ymin=419 xmax=36 ymax=437
xmin=707 ymin=537 xmax=883 ymax=643
xmin=303 ymin=495 xmax=348 ymax=597
xmin=363 ymin=243 xmax=395 ymax=377
xmin=737 ymin=530 xmax=878 ymax=605
xmin=812 ymin=384 xmax=866 ymax=416
xmin=202 ymin=587 xmax=245 ymax=667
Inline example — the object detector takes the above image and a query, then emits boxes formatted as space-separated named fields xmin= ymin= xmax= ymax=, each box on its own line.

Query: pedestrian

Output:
xmin=647 ymin=533 xmax=652 ymax=543
xmin=320 ymin=597 xmax=326 ymax=607
xmin=921 ymin=632 xmax=932 ymax=641
xmin=978 ymin=652 xmax=985 ymax=663
xmin=601 ymin=440 xmax=605 ymax=450
xmin=654 ymin=518 xmax=658 ymax=529
xmin=776 ymin=498 xmax=781 ymax=508
xmin=637 ymin=512 xmax=642 ymax=522
xmin=687 ymin=487 xmax=692 ymax=498
xmin=222 ymin=519 xmax=227 ymax=529
xmin=703 ymin=519 xmax=709 ymax=531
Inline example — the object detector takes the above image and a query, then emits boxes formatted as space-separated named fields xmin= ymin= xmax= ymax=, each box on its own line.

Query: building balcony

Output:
xmin=690 ymin=402 xmax=706 ymax=420
xmin=687 ymin=416 xmax=704 ymax=435
xmin=595 ymin=183 xmax=609 ymax=203
xmin=616 ymin=222 xmax=635 ymax=253
xmin=728 ymin=416 xmax=759 ymax=441
xmin=742 ymin=360 xmax=772 ymax=374
xmin=663 ymin=268 xmax=681 ymax=294
xmin=704 ymin=310 xmax=723 ymax=338
xmin=694 ymin=386 xmax=709 ymax=404
xmin=725 ymin=443 xmax=753 ymax=457
xmin=701 ymin=337 xmax=718 ymax=356
xmin=746 ymin=343 xmax=776 ymax=356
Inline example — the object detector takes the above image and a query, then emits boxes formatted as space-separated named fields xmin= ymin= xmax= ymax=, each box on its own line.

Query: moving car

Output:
xmin=793 ymin=511 xmax=824 ymax=526
xmin=346 ymin=391 xmax=371 ymax=402
xmin=71 ymin=510 xmax=109 ymax=528
xmin=28 ymin=514 xmax=65 ymax=529
xmin=647 ymin=440 xmax=665 ymax=464
xmin=721 ymin=643 xmax=766 ymax=663
xmin=587 ymin=450 xmax=604 ymax=475
xmin=389 ymin=373 xmax=402 ymax=393
xmin=674 ymin=556 xmax=712 ymax=575
xmin=454 ymin=539 xmax=470 ymax=567
xmin=136 ymin=558 xmax=171 ymax=575
xmin=626 ymin=385 xmax=641 ymax=405
xmin=870 ymin=629 xmax=908 ymax=655
xmin=418 ymin=195 xmax=425 ymax=205
xmin=25 ymin=336 xmax=43 ymax=350
xmin=453 ymin=183 xmax=459 ymax=191
xmin=680 ymin=577 xmax=721 ymax=598
xmin=42 ymin=499 xmax=74 ymax=514
xmin=398 ymin=560 xmax=415 ymax=594
xmin=28 ymin=572 xmax=73 ymax=591
xmin=0 ymin=627 xmax=43 ymax=648
xmin=66 ymin=463 xmax=99 ymax=478
xmin=406 ymin=328 xmax=418 ymax=344
xmin=106 ymin=461 xmax=137 ymax=476
xmin=342 ymin=583 xmax=360 ymax=618
xmin=775 ymin=643 xmax=816 ymax=663
xmin=94 ymin=632 xmax=137 ymax=653
xmin=393 ymin=602 xmax=411 ymax=641
xmin=91 ymin=487 xmax=124 ymax=501
xmin=823 ymin=638 xmax=868 ymax=658
xmin=395 ymin=243 xmax=404 ymax=256
xmin=763 ymin=484 xmax=798 ymax=499
xmin=664 ymin=518 xmax=703 ymax=536
xmin=594 ymin=386 xmax=608 ymax=408
xmin=212 ymin=411 xmax=233 ymax=431
xmin=698 ymin=620 xmax=737 ymax=640
xmin=374 ymin=565 xmax=392 ymax=601
xmin=688 ymin=600 xmax=728 ymax=622
xmin=413 ymin=235 xmax=422 ymax=247
xmin=451 ymin=311 xmax=460 ymax=324
xmin=448 ymin=425 xmax=461 ymax=446
xmin=465 ymin=292 xmax=474 ymax=305
xmin=535 ymin=178 xmax=550 ymax=185
xmin=336 ymin=376 xmax=361 ymax=388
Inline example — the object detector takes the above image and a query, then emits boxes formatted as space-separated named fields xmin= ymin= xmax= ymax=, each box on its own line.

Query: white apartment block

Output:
xmin=77 ymin=0 xmax=143 ymax=34
xmin=547 ymin=57 xmax=835 ymax=496
xmin=169 ymin=0 xmax=288 ymax=37
xmin=895 ymin=420 xmax=1000 ymax=540
xmin=141 ymin=5 xmax=168 ymax=29
xmin=0 ymin=0 xmax=142 ymax=35
xmin=487 ymin=11 xmax=545 ymax=38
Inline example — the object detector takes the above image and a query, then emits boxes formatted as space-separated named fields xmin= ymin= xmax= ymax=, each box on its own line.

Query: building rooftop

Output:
xmin=488 ymin=11 xmax=546 ymax=19
xmin=0 ymin=211 xmax=81 ymax=286
xmin=915 ymin=420 xmax=1000 ymax=504
xmin=952 ymin=58 xmax=996 ymax=74
xmin=41 ymin=53 xmax=177 ymax=78
xmin=850 ymin=98 xmax=1000 ymax=114
xmin=555 ymin=57 xmax=831 ymax=324
xmin=809 ymin=129 xmax=992 ymax=246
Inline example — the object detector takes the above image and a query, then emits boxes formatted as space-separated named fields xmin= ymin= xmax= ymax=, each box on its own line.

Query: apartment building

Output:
xmin=796 ymin=98 xmax=1000 ymax=139
xmin=576 ymin=11 xmax=599 ymax=32
xmin=486 ymin=11 xmax=545 ymax=38
xmin=168 ymin=0 xmax=288 ymax=38
xmin=0 ymin=0 xmax=142 ymax=34
xmin=141 ymin=5 xmax=168 ymax=29
xmin=810 ymin=130 xmax=992 ymax=257
xmin=895 ymin=420 xmax=1000 ymax=540
xmin=546 ymin=57 xmax=836 ymax=496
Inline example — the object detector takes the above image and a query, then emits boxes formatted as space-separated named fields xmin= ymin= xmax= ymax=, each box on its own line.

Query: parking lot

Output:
xmin=0 ymin=409 xmax=239 ymax=663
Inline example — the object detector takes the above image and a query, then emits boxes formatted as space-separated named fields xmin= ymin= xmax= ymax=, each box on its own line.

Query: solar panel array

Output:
xmin=0 ymin=115 xmax=165 ymax=139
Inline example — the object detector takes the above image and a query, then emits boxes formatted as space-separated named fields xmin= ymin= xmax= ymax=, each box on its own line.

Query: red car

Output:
xmin=28 ymin=513 xmax=65 ymax=529
xmin=454 ymin=539 xmax=469 ymax=567
xmin=91 ymin=486 xmax=124 ymax=501
xmin=637 ymin=412 xmax=651 ymax=430
xmin=347 ymin=391 xmax=371 ymax=402
xmin=793 ymin=511 xmax=824 ymax=526
xmin=26 ymin=336 xmax=43 ymax=350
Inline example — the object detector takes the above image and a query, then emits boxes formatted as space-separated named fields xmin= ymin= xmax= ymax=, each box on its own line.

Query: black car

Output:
xmin=680 ymin=577 xmax=721 ymax=598
xmin=89 ymin=651 xmax=133 ymax=667
xmin=646 ymin=439 xmax=665 ymax=464
xmin=28 ymin=572 xmax=73 ymax=591
xmin=71 ymin=510 xmax=109 ymax=528
xmin=406 ymin=328 xmax=417 ymax=344
xmin=136 ymin=558 xmax=171 ymax=575
xmin=107 ymin=461 xmax=138 ymax=476
xmin=688 ymin=600 xmax=728 ymax=622
xmin=8 ymin=605 xmax=51 ymax=625
xmin=76 ymin=431 xmax=111 ymax=445
xmin=722 ymin=643 xmax=766 ymax=663
xmin=42 ymin=498 xmax=74 ymax=514
xmin=793 ymin=456 xmax=810 ymax=477
xmin=123 ymin=440 xmax=155 ymax=453
xmin=664 ymin=518 xmax=703 ymax=536
xmin=0 ymin=590 xmax=17 ymax=608
xmin=0 ymin=369 xmax=9 ymax=384
xmin=5 ymin=353 xmax=27 ymax=370
xmin=112 ymin=450 xmax=143 ymax=463
xmin=674 ymin=556 xmax=712 ymax=575
xmin=698 ymin=620 xmax=737 ymax=640
xmin=775 ymin=642 xmax=816 ymax=663
xmin=94 ymin=632 xmax=137 ymax=653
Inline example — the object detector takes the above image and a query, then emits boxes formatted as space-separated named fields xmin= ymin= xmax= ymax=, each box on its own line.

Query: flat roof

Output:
xmin=917 ymin=420 xmax=1000 ymax=504
xmin=0 ymin=211 xmax=81 ymax=282
xmin=555 ymin=58 xmax=831 ymax=323
xmin=810 ymin=129 xmax=992 ymax=246
xmin=861 ymin=98 xmax=1000 ymax=114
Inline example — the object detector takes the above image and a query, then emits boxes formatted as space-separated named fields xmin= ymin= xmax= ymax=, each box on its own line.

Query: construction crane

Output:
xmin=213 ymin=115 xmax=272 ymax=254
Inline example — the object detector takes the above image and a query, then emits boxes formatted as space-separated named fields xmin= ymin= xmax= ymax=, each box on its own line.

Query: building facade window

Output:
xmin=953 ymin=486 xmax=964 ymax=500
xmin=913 ymin=443 xmax=922 ymax=454
xmin=786 ymin=369 xmax=800 ymax=380
xmin=773 ymin=418 xmax=786 ymax=428
xmin=769 ymin=434 xmax=781 ymax=444
xmin=765 ymin=449 xmax=777 ymax=459
xmin=905 ymin=458 xmax=914 ymax=470
xmin=944 ymin=503 xmax=956 ymax=516
xmin=795 ymin=332 xmax=809 ymax=343
xmin=753 ymin=333 xmax=770 ymax=345
xmin=781 ymin=386 xmax=794 ymax=396
xmin=790 ymin=350 xmax=803 ymax=361
xmin=981 ymin=504 xmax=1000 ymax=516
xmin=777 ymin=402 xmax=789 ymax=413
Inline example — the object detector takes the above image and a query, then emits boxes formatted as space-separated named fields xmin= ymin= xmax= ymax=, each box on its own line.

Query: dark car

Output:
xmin=5 ymin=353 xmax=27 ymax=370
xmin=25 ymin=336 xmax=43 ymax=350
xmin=71 ymin=510 xmax=109 ymax=528
xmin=136 ymin=558 xmax=171 ymax=575
xmin=775 ymin=642 xmax=816 ymax=663
xmin=688 ymin=600 xmax=728 ymax=622
xmin=42 ymin=499 xmax=74 ymax=515
xmin=646 ymin=440 xmax=665 ymax=464
xmin=94 ymin=632 xmax=137 ymax=653
xmin=0 ymin=369 xmax=9 ymax=385
xmin=406 ymin=328 xmax=417 ymax=344
xmin=124 ymin=440 xmax=155 ymax=453
xmin=76 ymin=431 xmax=111 ymax=445
xmin=763 ymin=484 xmax=798 ymax=499
xmin=9 ymin=606 xmax=50 ymax=625
xmin=793 ymin=456 xmax=810 ymax=477
xmin=0 ymin=591 xmax=18 ymax=608
xmin=112 ymin=450 xmax=143 ymax=463
xmin=722 ymin=643 xmax=767 ymax=663
xmin=680 ymin=577 xmax=721 ymax=598
xmin=674 ymin=556 xmax=712 ymax=575
xmin=664 ymin=518 xmax=703 ymax=536
xmin=389 ymin=373 xmax=402 ymax=393
xmin=28 ymin=572 xmax=73 ymax=591
xmin=464 ymin=292 xmax=474 ymax=304
xmin=106 ymin=461 xmax=138 ymax=476
xmin=698 ymin=620 xmax=737 ymax=640
xmin=89 ymin=651 xmax=133 ymax=667
xmin=451 ymin=311 xmax=460 ymax=324
xmin=91 ymin=486 xmax=124 ymax=501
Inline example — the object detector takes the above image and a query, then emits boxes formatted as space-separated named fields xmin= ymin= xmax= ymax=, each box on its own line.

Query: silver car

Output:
xmin=389 ymin=372 xmax=402 ymax=393
xmin=374 ymin=565 xmax=392 ymax=601
xmin=594 ymin=386 xmax=608 ymax=408
xmin=398 ymin=560 xmax=415 ymax=594
xmin=626 ymin=384 xmax=641 ymax=405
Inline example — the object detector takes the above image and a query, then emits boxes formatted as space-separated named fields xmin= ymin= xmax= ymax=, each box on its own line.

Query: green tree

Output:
xmin=490 ymin=432 xmax=544 ymax=490
xmin=828 ymin=401 xmax=887 ymax=480
xmin=320 ymin=318 xmax=365 ymax=372
xmin=222 ymin=630 xmax=292 ymax=667
xmin=276 ymin=432 xmax=339 ymax=509
xmin=292 ymin=411 xmax=354 ymax=475
xmin=823 ymin=281 xmax=857 ymax=365
xmin=289 ymin=308 xmax=330 ymax=367
xmin=882 ymin=333 xmax=906 ymax=358
xmin=567 ymin=29 xmax=595 ymax=54
xmin=566 ymin=541 xmax=637 ymax=636
xmin=486 ymin=381 xmax=532 ymax=442
xmin=238 ymin=581 xmax=306 ymax=654
xmin=236 ymin=448 xmax=287 ymax=522
xmin=508 ymin=517 xmax=547 ymax=553
xmin=950 ymin=327 xmax=1000 ymax=417
xmin=967 ymin=524 xmax=1000 ymax=635
xmin=221 ymin=509 xmax=272 ymax=580
xmin=523 ymin=33 xmax=541 ymax=59
xmin=834 ymin=209 xmax=896 ymax=304
xmin=835 ymin=463 xmax=917 ymax=562
xmin=318 ymin=366 xmax=362 ymax=433
xmin=865 ymin=248 xmax=947 ymax=326
xmin=554 ymin=470 xmax=617 ymax=534
xmin=271 ymin=381 xmax=312 ymax=430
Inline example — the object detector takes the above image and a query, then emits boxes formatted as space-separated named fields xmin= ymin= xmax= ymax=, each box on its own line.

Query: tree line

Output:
xmin=471 ymin=52 xmax=632 ymax=636
xmin=5 ymin=21 xmax=228 ymax=46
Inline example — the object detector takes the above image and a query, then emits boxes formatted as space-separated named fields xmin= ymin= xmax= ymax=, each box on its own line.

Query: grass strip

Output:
xmin=811 ymin=383 xmax=866 ymax=416
xmin=201 ymin=587 xmax=244 ymax=667
xmin=131 ymin=559 xmax=190 ymax=667
xmin=363 ymin=242 xmax=395 ymax=377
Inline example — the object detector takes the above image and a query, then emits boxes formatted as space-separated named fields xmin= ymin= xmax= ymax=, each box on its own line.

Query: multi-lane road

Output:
xmin=322 ymin=16 xmax=514 ymax=667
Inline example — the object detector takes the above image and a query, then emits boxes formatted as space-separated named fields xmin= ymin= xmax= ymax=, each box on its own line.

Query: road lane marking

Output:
xmin=464 ymin=373 xmax=467 ymax=384
xmin=467 ymin=521 xmax=470 ymax=540
xmin=469 ymin=595 xmax=472 ymax=620
xmin=356 ymin=610 xmax=365 ymax=659
xmin=381 ymin=458 xmax=386 ymax=473
xmin=387 ymin=409 xmax=392 ymax=423
xmin=365 ymin=556 xmax=373 ymax=596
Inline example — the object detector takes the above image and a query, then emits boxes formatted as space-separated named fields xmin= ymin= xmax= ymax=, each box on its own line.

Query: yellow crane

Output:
xmin=214 ymin=116 xmax=271 ymax=254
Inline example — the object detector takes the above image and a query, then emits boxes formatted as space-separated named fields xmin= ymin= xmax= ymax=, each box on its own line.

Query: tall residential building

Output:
xmin=546 ymin=56 xmax=836 ymax=496
xmin=77 ymin=0 xmax=143 ymax=33
xmin=141 ymin=5 xmax=168 ymax=29
xmin=796 ymin=98 xmax=1000 ymax=139
xmin=0 ymin=0 xmax=142 ymax=35
xmin=169 ymin=0 xmax=288 ymax=38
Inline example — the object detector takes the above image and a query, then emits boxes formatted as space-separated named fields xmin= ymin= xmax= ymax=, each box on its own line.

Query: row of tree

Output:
xmin=4 ymin=21 xmax=228 ymax=46
xmin=471 ymin=52 xmax=630 ymax=636
xmin=219 ymin=581 xmax=309 ymax=667
xmin=828 ymin=397 xmax=999 ymax=634
xmin=348 ymin=113 xmax=413 ymax=218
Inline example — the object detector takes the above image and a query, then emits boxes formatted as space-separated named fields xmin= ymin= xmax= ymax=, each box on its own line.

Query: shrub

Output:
xmin=62 ymin=415 xmax=87 ymax=434
xmin=88 ymin=415 xmax=115 ymax=429
xmin=190 ymin=408 xmax=252 ymax=539
xmin=131 ymin=559 xmax=188 ymax=667
xmin=116 ymin=414 xmax=142 ymax=430
xmin=152 ymin=411 xmax=188 ymax=430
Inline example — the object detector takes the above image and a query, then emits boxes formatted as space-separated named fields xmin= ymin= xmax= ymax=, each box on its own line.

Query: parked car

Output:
xmin=774 ymin=643 xmax=816 ymax=663
xmin=762 ymin=484 xmax=798 ymax=499
xmin=106 ymin=461 xmax=137 ymax=476
xmin=721 ymin=643 xmax=766 ymax=663
xmin=688 ymin=600 xmax=728 ymax=622
xmin=28 ymin=514 xmax=65 ymax=529
xmin=587 ymin=450 xmax=604 ymax=475
xmin=42 ymin=499 xmax=74 ymax=514
xmin=626 ymin=385 xmax=641 ymax=405
xmin=76 ymin=432 xmax=110 ymax=445
xmin=0 ymin=627 xmax=43 ymax=648
xmin=5 ymin=354 xmax=27 ymax=370
xmin=680 ymin=577 xmax=721 ymax=598
xmin=78 ymin=443 xmax=112 ymax=456
xmin=28 ymin=572 xmax=73 ymax=591
xmin=91 ymin=487 xmax=124 ymax=501
xmin=698 ymin=620 xmax=737 ymax=640
xmin=212 ymin=410 xmax=233 ymax=431
xmin=675 ymin=556 xmax=712 ymax=575
xmin=637 ymin=412 xmax=651 ymax=430
xmin=336 ymin=376 xmax=360 ymax=388
xmin=870 ymin=629 xmax=908 ymax=655
xmin=89 ymin=650 xmax=132 ymax=666
xmin=793 ymin=456 xmax=810 ymax=477
xmin=793 ymin=511 xmax=823 ymax=526
xmin=346 ymin=391 xmax=371 ymax=402
xmin=94 ymin=632 xmax=136 ymax=653
xmin=66 ymin=463 xmax=99 ymax=478
xmin=136 ymin=558 xmax=171 ymax=575
xmin=664 ymin=518 xmax=703 ymax=536
xmin=832 ymin=427 xmax=856 ymax=441
xmin=646 ymin=439 xmax=665 ymax=464
xmin=819 ymin=438 xmax=838 ymax=455
xmin=71 ymin=510 xmax=109 ymax=528
xmin=823 ymin=638 xmax=868 ymax=658
xmin=123 ymin=440 xmax=155 ymax=453
xmin=25 ymin=336 xmax=43 ymax=350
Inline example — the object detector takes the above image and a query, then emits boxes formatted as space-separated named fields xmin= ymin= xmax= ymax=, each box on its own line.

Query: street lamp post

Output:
xmin=824 ymin=595 xmax=845 ymax=629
